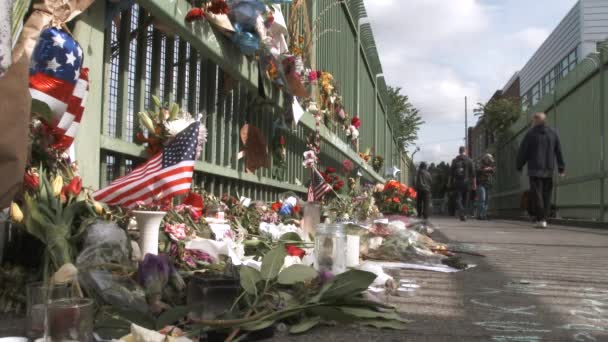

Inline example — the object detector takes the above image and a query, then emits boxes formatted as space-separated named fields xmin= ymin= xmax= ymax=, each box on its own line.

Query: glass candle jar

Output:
xmin=314 ymin=223 xmax=347 ymax=275
xmin=46 ymin=298 xmax=94 ymax=342
xmin=25 ymin=283 xmax=70 ymax=341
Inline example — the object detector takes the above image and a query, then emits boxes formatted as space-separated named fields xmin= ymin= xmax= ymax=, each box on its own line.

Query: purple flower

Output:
xmin=318 ymin=270 xmax=335 ymax=284
xmin=137 ymin=254 xmax=185 ymax=296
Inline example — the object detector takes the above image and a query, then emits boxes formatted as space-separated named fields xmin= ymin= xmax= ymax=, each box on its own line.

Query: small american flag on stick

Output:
xmin=308 ymin=168 xmax=332 ymax=202
xmin=94 ymin=122 xmax=200 ymax=208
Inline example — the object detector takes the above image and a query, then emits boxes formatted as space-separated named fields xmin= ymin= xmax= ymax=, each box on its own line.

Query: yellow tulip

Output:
xmin=93 ymin=201 xmax=104 ymax=215
xmin=52 ymin=175 xmax=63 ymax=197
xmin=138 ymin=112 xmax=156 ymax=132
xmin=10 ymin=202 xmax=23 ymax=223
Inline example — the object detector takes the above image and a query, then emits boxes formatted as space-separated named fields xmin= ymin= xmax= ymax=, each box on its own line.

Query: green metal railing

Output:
xmin=71 ymin=0 xmax=405 ymax=201
xmin=491 ymin=42 xmax=608 ymax=222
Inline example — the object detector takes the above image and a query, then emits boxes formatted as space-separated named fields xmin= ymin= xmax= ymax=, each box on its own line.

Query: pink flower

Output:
xmin=342 ymin=159 xmax=354 ymax=174
xmin=308 ymin=71 xmax=318 ymax=82
xmin=337 ymin=108 xmax=346 ymax=120
xmin=164 ymin=223 xmax=187 ymax=241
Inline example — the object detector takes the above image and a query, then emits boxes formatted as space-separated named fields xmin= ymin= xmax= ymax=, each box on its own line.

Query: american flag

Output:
xmin=94 ymin=122 xmax=200 ymax=208
xmin=308 ymin=168 xmax=332 ymax=202
xmin=29 ymin=27 xmax=88 ymax=150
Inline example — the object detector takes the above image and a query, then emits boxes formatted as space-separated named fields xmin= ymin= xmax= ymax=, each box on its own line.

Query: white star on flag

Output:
xmin=52 ymin=34 xmax=66 ymax=48
xmin=65 ymin=52 xmax=76 ymax=65
xmin=47 ymin=58 xmax=61 ymax=72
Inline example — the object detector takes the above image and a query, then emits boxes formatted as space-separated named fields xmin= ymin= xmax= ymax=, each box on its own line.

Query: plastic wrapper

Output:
xmin=229 ymin=0 xmax=266 ymax=31
xmin=79 ymin=269 xmax=149 ymax=314
xmin=76 ymin=220 xmax=131 ymax=267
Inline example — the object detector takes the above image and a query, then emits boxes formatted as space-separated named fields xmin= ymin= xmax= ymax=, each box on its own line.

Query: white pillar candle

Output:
xmin=346 ymin=234 xmax=361 ymax=267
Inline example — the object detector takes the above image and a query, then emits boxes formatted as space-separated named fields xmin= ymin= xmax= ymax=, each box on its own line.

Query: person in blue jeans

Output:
xmin=476 ymin=154 xmax=495 ymax=220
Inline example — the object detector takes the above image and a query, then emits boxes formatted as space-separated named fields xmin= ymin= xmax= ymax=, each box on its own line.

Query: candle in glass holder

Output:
xmin=25 ymin=283 xmax=70 ymax=341
xmin=46 ymin=298 xmax=94 ymax=342
xmin=301 ymin=203 xmax=321 ymax=238
xmin=346 ymin=234 xmax=361 ymax=267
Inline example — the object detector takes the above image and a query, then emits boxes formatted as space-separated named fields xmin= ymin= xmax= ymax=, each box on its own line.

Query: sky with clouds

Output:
xmin=363 ymin=0 xmax=578 ymax=164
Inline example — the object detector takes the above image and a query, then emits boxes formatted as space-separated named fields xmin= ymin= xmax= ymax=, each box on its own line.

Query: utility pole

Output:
xmin=465 ymin=96 xmax=468 ymax=151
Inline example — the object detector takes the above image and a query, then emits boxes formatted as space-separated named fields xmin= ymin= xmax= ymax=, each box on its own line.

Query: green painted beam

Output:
xmin=299 ymin=112 xmax=385 ymax=183
xmin=73 ymin=1 xmax=106 ymax=189
xmin=100 ymin=135 xmax=307 ymax=194
xmin=136 ymin=0 xmax=287 ymax=107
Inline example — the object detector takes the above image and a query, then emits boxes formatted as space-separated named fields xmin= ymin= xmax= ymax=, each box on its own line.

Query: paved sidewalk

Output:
xmin=279 ymin=218 xmax=608 ymax=342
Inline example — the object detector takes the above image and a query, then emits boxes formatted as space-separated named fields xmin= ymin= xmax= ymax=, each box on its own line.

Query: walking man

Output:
xmin=476 ymin=153 xmax=495 ymax=220
xmin=516 ymin=112 xmax=565 ymax=229
xmin=450 ymin=146 xmax=476 ymax=221
xmin=415 ymin=162 xmax=433 ymax=222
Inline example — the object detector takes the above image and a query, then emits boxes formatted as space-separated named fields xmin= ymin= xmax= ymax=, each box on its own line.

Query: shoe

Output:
xmin=535 ymin=221 xmax=547 ymax=229
xmin=459 ymin=216 xmax=466 ymax=222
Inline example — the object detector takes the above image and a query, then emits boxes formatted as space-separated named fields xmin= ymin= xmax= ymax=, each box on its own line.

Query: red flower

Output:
xmin=23 ymin=171 xmax=39 ymax=190
xmin=293 ymin=205 xmax=302 ymax=214
xmin=393 ymin=197 xmax=401 ymax=203
xmin=185 ymin=8 xmax=205 ymax=22
xmin=63 ymin=176 xmax=82 ymax=196
xmin=135 ymin=132 xmax=147 ymax=144
xmin=337 ymin=180 xmax=345 ymax=187
xmin=208 ymin=0 xmax=229 ymax=14
xmin=285 ymin=244 xmax=306 ymax=259
xmin=183 ymin=192 xmax=204 ymax=209
xmin=401 ymin=205 xmax=409 ymax=214
xmin=280 ymin=136 xmax=285 ymax=145
xmin=351 ymin=117 xmax=362 ymax=129
xmin=399 ymin=184 xmax=409 ymax=194
xmin=326 ymin=167 xmax=336 ymax=174
xmin=271 ymin=202 xmax=282 ymax=212
xmin=408 ymin=188 xmax=418 ymax=199
xmin=385 ymin=198 xmax=392 ymax=203
xmin=384 ymin=180 xmax=399 ymax=191
xmin=333 ymin=184 xmax=341 ymax=191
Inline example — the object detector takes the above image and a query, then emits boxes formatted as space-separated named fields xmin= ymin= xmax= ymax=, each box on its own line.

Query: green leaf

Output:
xmin=155 ymin=305 xmax=192 ymax=329
xmin=31 ymin=99 xmax=54 ymax=122
xmin=289 ymin=316 xmax=321 ymax=334
xmin=339 ymin=307 xmax=410 ymax=323
xmin=152 ymin=95 xmax=162 ymax=109
xmin=240 ymin=266 xmax=262 ymax=295
xmin=279 ymin=232 xmax=302 ymax=243
xmin=308 ymin=306 xmax=354 ymax=323
xmin=307 ymin=282 xmax=333 ymax=304
xmin=321 ymin=270 xmax=377 ymax=301
xmin=240 ymin=319 xmax=276 ymax=332
xmin=357 ymin=319 xmax=409 ymax=330
xmin=339 ymin=297 xmax=395 ymax=310
xmin=277 ymin=265 xmax=317 ymax=285
xmin=260 ymin=247 xmax=286 ymax=280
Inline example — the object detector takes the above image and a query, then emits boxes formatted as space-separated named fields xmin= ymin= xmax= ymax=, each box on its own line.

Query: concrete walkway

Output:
xmin=280 ymin=218 xmax=608 ymax=342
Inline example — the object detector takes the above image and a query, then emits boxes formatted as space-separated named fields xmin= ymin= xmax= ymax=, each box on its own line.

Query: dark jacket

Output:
xmin=415 ymin=169 xmax=433 ymax=192
xmin=477 ymin=160 xmax=495 ymax=188
xmin=516 ymin=124 xmax=565 ymax=178
xmin=450 ymin=155 xmax=475 ymax=185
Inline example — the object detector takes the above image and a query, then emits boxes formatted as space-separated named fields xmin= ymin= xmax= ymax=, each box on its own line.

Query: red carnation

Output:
xmin=293 ymin=205 xmax=302 ymax=214
xmin=271 ymin=201 xmax=282 ymax=212
xmin=351 ymin=117 xmax=362 ymax=129
xmin=408 ymin=188 xmax=417 ymax=199
xmin=280 ymin=136 xmax=285 ymax=145
xmin=208 ymin=0 xmax=229 ymax=14
xmin=401 ymin=205 xmax=409 ymax=214
xmin=183 ymin=192 xmax=204 ymax=209
xmin=393 ymin=197 xmax=401 ymax=203
xmin=286 ymin=244 xmax=306 ymax=258
xmin=185 ymin=8 xmax=205 ymax=22
xmin=326 ymin=167 xmax=336 ymax=174
xmin=23 ymin=171 xmax=40 ymax=190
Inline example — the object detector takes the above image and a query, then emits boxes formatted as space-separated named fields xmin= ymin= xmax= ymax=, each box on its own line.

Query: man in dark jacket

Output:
xmin=517 ymin=112 xmax=565 ymax=229
xmin=450 ymin=146 xmax=476 ymax=221
xmin=415 ymin=162 xmax=433 ymax=221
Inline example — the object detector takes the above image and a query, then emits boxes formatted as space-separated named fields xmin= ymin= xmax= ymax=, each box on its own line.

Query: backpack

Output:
xmin=453 ymin=157 xmax=467 ymax=180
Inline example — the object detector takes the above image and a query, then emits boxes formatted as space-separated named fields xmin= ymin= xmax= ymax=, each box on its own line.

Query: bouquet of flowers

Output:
xmin=374 ymin=180 xmax=417 ymax=216
xmin=372 ymin=156 xmax=384 ymax=173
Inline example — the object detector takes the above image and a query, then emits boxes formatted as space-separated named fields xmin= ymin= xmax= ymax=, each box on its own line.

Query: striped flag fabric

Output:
xmin=308 ymin=168 xmax=332 ymax=202
xmin=94 ymin=122 xmax=200 ymax=208
xmin=29 ymin=27 xmax=87 ymax=150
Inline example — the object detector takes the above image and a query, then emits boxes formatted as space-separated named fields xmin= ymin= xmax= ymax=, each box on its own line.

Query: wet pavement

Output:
xmin=278 ymin=218 xmax=608 ymax=342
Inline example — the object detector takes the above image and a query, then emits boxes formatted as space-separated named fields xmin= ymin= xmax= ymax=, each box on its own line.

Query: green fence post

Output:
xmin=600 ymin=44 xmax=606 ymax=222
xmin=73 ymin=1 xmax=106 ymax=189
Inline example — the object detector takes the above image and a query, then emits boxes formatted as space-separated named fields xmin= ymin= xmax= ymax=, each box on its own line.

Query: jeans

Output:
xmin=455 ymin=182 xmax=470 ymax=218
xmin=417 ymin=190 xmax=431 ymax=220
xmin=477 ymin=185 xmax=489 ymax=219
xmin=529 ymin=177 xmax=553 ymax=221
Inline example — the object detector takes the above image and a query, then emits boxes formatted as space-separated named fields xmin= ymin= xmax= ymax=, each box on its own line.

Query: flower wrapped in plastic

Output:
xmin=228 ymin=0 xmax=266 ymax=31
